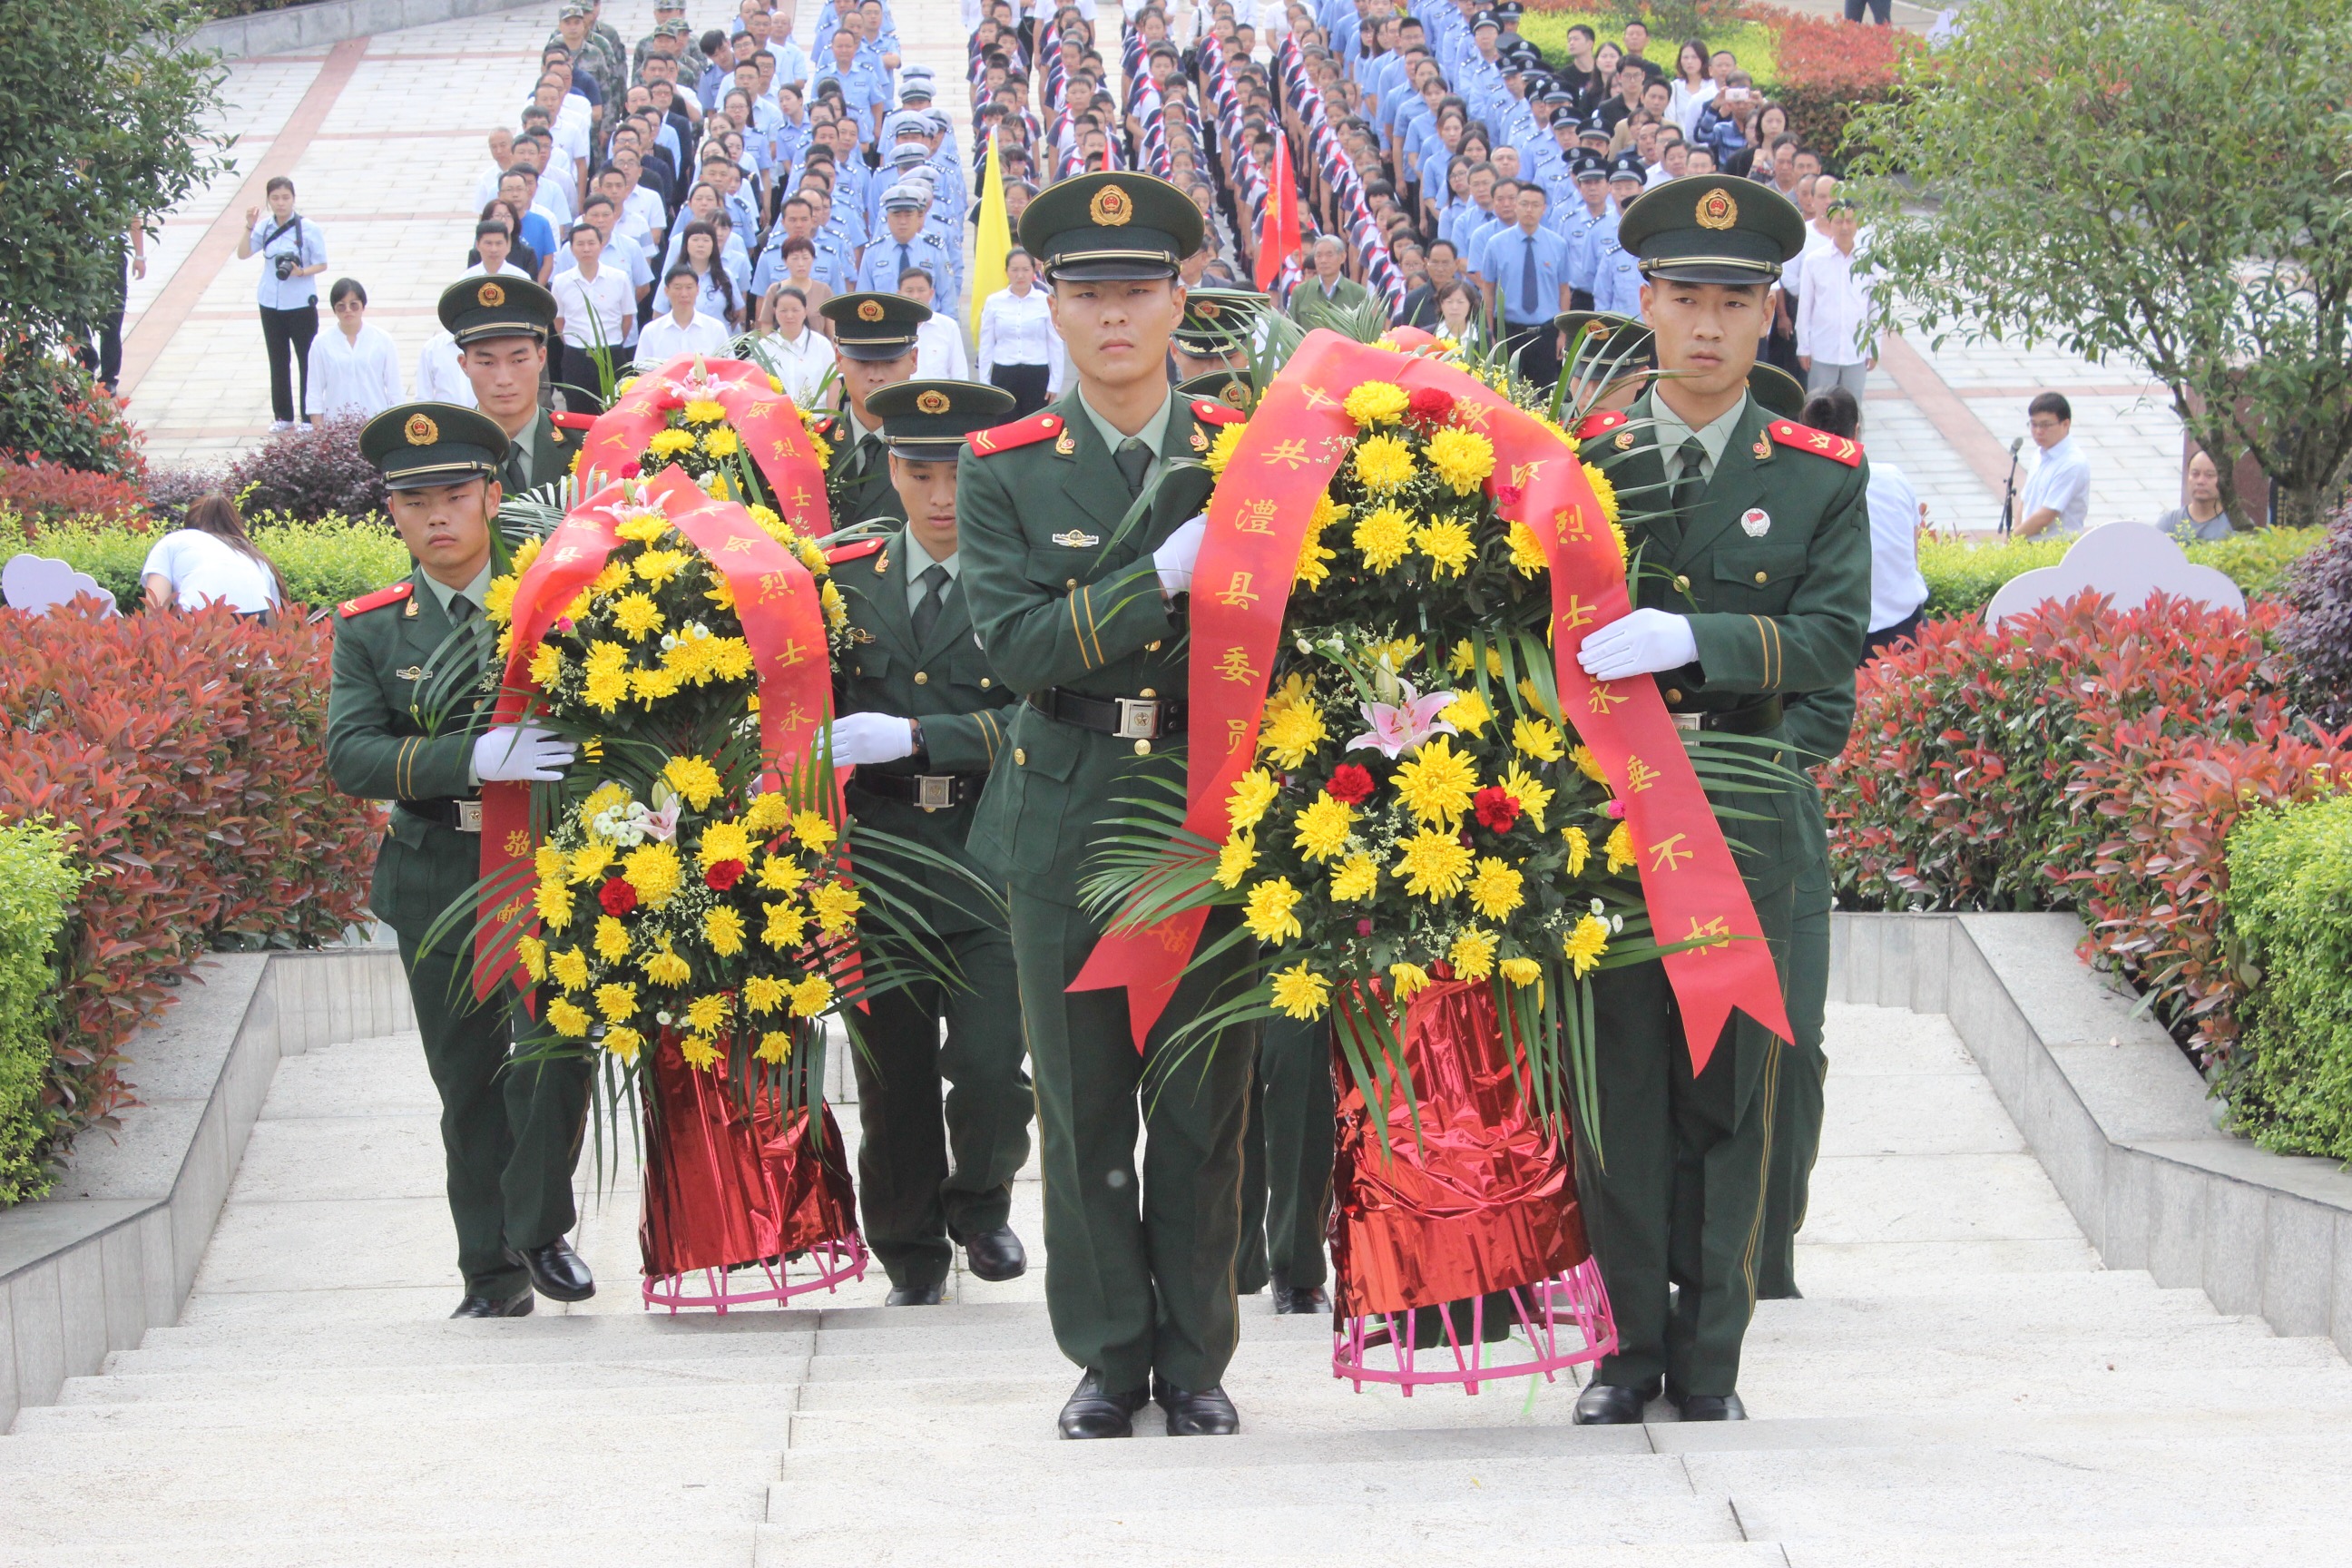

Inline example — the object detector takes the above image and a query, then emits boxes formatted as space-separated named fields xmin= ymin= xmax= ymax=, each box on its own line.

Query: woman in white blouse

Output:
xmin=975 ymin=248 xmax=1063 ymax=416
xmin=897 ymin=270 xmax=972 ymax=382
xmin=1668 ymin=40 xmax=1718 ymax=139
xmin=308 ymin=279 xmax=403 ymax=422
xmin=747 ymin=284 xmax=838 ymax=407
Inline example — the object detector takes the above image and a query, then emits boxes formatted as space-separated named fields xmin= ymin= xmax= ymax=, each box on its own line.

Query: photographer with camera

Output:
xmin=237 ymin=175 xmax=329 ymax=432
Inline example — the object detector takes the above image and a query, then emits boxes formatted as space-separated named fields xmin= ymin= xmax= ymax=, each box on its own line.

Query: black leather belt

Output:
xmin=1667 ymin=698 xmax=1782 ymax=737
xmin=1028 ymin=687 xmax=1187 ymax=740
xmin=851 ymin=768 xmax=985 ymax=810
xmin=401 ymin=797 xmax=484 ymax=831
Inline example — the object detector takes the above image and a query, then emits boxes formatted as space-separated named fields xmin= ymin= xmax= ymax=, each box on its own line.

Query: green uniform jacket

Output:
xmin=820 ymin=415 xmax=909 ymax=529
xmin=1580 ymin=392 xmax=1871 ymax=894
xmin=508 ymin=408 xmax=571 ymax=494
xmin=324 ymin=571 xmax=493 ymax=937
xmin=1288 ymin=277 xmax=1373 ymax=332
xmin=958 ymin=392 xmax=1224 ymax=906
xmin=831 ymin=527 xmax=1020 ymax=933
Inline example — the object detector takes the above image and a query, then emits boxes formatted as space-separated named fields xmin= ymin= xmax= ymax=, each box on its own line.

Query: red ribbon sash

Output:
xmin=1069 ymin=331 xmax=1790 ymax=1072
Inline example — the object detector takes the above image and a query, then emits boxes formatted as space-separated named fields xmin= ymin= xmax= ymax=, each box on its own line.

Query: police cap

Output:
xmin=360 ymin=403 xmax=511 ymax=491
xmin=821 ymin=291 xmax=930 ymax=360
xmin=1618 ymin=173 xmax=1808 ymax=286
xmin=1018 ymin=171 xmax=1202 ymax=281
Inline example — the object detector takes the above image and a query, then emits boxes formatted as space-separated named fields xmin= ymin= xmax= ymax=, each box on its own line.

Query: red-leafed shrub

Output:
xmin=0 ymin=603 xmax=381 ymax=1153
xmin=1760 ymin=6 xmax=1924 ymax=160
xmin=0 ymin=348 xmax=146 ymax=482
xmin=0 ymin=455 xmax=148 ymax=524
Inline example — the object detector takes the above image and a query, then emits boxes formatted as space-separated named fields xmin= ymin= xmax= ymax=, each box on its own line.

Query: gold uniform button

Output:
xmin=1014 ymin=748 xmax=1026 ymax=766
xmin=1673 ymin=573 xmax=1690 ymax=592
xmin=979 ymin=677 xmax=992 ymax=689
xmin=1665 ymin=688 xmax=1682 ymax=704
xmin=1133 ymin=740 xmax=1152 ymax=756
xmin=913 ymin=671 xmax=929 ymax=685
xmin=1144 ymin=640 xmax=1161 ymax=652
xmin=1065 ymin=577 xmax=1078 ymax=589
xmin=1139 ymin=687 xmax=1155 ymax=699
xmin=1754 ymin=571 xmax=1769 ymax=585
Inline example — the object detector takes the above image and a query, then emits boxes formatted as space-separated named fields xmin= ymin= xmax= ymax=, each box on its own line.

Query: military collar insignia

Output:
xmin=875 ymin=546 xmax=891 ymax=576
xmin=1189 ymin=425 xmax=1210 ymax=452
xmin=1751 ymin=434 xmax=1772 ymax=460
xmin=1054 ymin=428 xmax=1076 ymax=456
xmin=1613 ymin=429 xmax=1635 ymax=450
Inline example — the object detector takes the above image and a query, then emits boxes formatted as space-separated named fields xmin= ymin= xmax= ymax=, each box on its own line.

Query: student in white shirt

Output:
xmin=141 ymin=494 xmax=286 ymax=618
xmin=2016 ymin=391 xmax=2092 ymax=538
xmin=308 ymin=279 xmax=404 ymax=421
xmin=413 ymin=328 xmax=476 ymax=407
xmin=637 ymin=266 xmax=739 ymax=368
xmin=550 ymin=223 xmax=636 ymax=401
xmin=746 ymin=283 xmax=838 ymax=405
xmin=896 ymin=270 xmax=970 ymax=380
xmin=1794 ymin=201 xmax=1875 ymax=397
xmin=974 ymin=248 xmax=1063 ymax=415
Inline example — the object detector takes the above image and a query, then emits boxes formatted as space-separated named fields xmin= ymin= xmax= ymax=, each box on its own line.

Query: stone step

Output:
xmin=116 ymin=1309 xmax=820 ymax=1371
xmin=13 ymin=1523 xmax=758 ymax=1568
xmin=753 ymin=1528 xmax=1786 ymax=1568
xmin=52 ymin=1352 xmax=810 ymax=1409
xmin=17 ymin=1375 xmax=807 ymax=1436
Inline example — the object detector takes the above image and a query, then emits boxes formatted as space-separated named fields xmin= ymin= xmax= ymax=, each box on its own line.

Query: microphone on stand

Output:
xmin=1998 ymin=436 xmax=2023 ymax=537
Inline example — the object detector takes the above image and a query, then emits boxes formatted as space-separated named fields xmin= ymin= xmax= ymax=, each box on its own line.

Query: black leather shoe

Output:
xmin=885 ymin=1281 xmax=946 ymax=1305
xmin=959 ymin=1224 xmax=1027 ymax=1282
xmin=450 ymin=1289 xmax=534 ymax=1318
xmin=1573 ymin=1381 xmax=1657 ymax=1425
xmin=1152 ymin=1376 xmax=1240 ymax=1436
xmin=1272 ymin=1283 xmax=1329 ymax=1315
xmin=1057 ymin=1371 xmax=1148 ymax=1439
xmin=1673 ymin=1392 xmax=1748 ymax=1422
xmin=504 ymin=1236 xmax=595 ymax=1302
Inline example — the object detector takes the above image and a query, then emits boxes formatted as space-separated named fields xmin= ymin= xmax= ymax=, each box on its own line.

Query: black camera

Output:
xmin=272 ymin=253 xmax=297 ymax=280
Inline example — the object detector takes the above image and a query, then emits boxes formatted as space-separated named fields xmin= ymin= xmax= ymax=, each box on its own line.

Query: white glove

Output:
xmin=830 ymin=710 xmax=917 ymax=767
xmin=1577 ymin=609 xmax=1699 ymax=682
xmin=1152 ymin=514 xmax=1209 ymax=596
xmin=472 ymin=724 xmax=575 ymax=783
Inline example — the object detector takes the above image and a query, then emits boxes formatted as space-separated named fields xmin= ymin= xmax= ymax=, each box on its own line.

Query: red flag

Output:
xmin=1255 ymin=134 xmax=1300 ymax=292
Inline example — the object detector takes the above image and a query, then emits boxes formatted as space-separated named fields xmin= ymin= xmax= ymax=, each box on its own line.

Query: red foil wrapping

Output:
xmin=638 ymin=1038 xmax=859 ymax=1279
xmin=1329 ymin=980 xmax=1591 ymax=1318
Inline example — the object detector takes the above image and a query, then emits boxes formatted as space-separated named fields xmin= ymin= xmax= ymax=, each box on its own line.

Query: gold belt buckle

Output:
xmin=1670 ymin=713 xmax=1703 ymax=734
xmin=455 ymin=800 xmax=485 ymax=832
xmin=914 ymin=775 xmax=956 ymax=810
xmin=1114 ymin=698 xmax=1161 ymax=740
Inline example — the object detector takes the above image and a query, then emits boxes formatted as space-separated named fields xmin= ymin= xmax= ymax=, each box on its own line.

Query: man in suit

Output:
xmin=815 ymin=291 xmax=926 ymax=526
xmin=1287 ymin=234 xmax=1373 ymax=331
xmin=820 ymin=377 xmax=1035 ymax=1306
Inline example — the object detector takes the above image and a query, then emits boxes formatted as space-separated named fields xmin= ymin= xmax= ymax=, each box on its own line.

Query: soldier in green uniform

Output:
xmin=442 ymin=276 xmax=572 ymax=495
xmin=1170 ymin=286 xmax=1268 ymax=388
xmin=1566 ymin=176 xmax=1870 ymax=1422
xmin=958 ymin=172 xmax=1254 ymax=1439
xmin=815 ymin=292 xmax=926 ymax=528
xmin=823 ymin=378 xmax=1036 ymax=1306
xmin=328 ymin=404 xmax=595 ymax=1318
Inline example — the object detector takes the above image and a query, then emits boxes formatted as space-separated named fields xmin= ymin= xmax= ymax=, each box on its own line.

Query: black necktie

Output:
xmin=912 ymin=563 xmax=948 ymax=644
xmin=1114 ymin=436 xmax=1151 ymax=497
xmin=1671 ymin=436 xmax=1709 ymax=517
xmin=1520 ymin=233 xmax=1539 ymax=318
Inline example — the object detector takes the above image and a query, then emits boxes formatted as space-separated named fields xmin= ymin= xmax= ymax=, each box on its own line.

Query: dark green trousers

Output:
xmin=397 ymin=932 xmax=590 ymax=1298
xmin=848 ymin=920 xmax=1034 ymax=1290
xmin=1011 ymin=894 xmax=1253 ymax=1394
xmin=1576 ymin=877 xmax=1794 ymax=1398
xmin=1759 ymin=854 xmax=1831 ymax=1299
xmin=1238 ymin=1014 xmax=1335 ymax=1293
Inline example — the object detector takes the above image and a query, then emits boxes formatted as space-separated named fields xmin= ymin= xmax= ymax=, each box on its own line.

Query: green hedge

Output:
xmin=1515 ymin=11 xmax=1781 ymax=89
xmin=2223 ymin=792 xmax=2352 ymax=1159
xmin=0 ymin=821 xmax=83 ymax=1206
xmin=1917 ymin=528 xmax=2326 ymax=619
xmin=5 ymin=510 xmax=412 ymax=612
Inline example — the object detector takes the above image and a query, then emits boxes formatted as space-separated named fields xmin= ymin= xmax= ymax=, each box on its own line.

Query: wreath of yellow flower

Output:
xmin=1393 ymin=735 xmax=1478 ymax=828
xmin=545 ymin=997 xmax=592 ymax=1038
xmin=1498 ymin=956 xmax=1543 ymax=989
xmin=702 ymin=426 xmax=741 ymax=458
xmin=1352 ymin=434 xmax=1416 ymax=491
xmin=1342 ymin=380 xmax=1408 ymax=426
xmin=1393 ymin=828 xmax=1473 ymax=900
xmin=1352 ymin=505 xmax=1413 ymax=573
xmin=1563 ymin=913 xmax=1611 ymax=977
xmin=1226 ymin=767 xmax=1282 ymax=831
xmin=1214 ymin=829 xmax=1258 ymax=889
xmin=1425 ymin=427 xmax=1495 ymax=495
xmin=1242 ymin=877 xmax=1304 ymax=944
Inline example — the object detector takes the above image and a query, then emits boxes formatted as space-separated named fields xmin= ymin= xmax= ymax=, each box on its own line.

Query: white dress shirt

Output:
xmin=976 ymin=285 xmax=1065 ymax=387
xmin=413 ymin=329 xmax=476 ymax=407
xmin=1794 ymin=240 xmax=1876 ymax=367
xmin=550 ymin=263 xmax=635 ymax=348
xmin=635 ymin=309 xmax=736 ymax=368
xmin=914 ymin=314 xmax=971 ymax=380
xmin=1863 ymin=458 xmax=1929 ymax=632
xmin=308 ymin=322 xmax=404 ymax=420
xmin=2021 ymin=434 xmax=2092 ymax=535
xmin=746 ymin=327 xmax=838 ymax=406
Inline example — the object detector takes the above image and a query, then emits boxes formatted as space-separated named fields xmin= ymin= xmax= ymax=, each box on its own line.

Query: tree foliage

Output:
xmin=0 ymin=0 xmax=230 ymax=352
xmin=1848 ymin=0 xmax=2352 ymax=527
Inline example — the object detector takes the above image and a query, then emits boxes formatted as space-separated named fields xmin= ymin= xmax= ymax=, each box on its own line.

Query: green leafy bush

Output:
xmin=5 ymin=508 xmax=410 ymax=612
xmin=1515 ymin=7 xmax=1780 ymax=86
xmin=0 ymin=350 xmax=146 ymax=480
xmin=1916 ymin=528 xmax=2326 ymax=618
xmin=0 ymin=819 xmax=82 ymax=1205
xmin=2224 ymin=793 xmax=2352 ymax=1157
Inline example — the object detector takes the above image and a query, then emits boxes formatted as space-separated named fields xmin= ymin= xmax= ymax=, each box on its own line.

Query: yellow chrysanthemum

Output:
xmin=699 ymin=819 xmax=754 ymax=868
xmin=1497 ymin=763 xmax=1556 ymax=832
xmin=1394 ymin=735 xmax=1478 ymax=828
xmin=1370 ymin=633 xmax=1425 ymax=672
xmin=634 ymin=548 xmax=689 ymax=586
xmin=762 ymin=899 xmax=808 ymax=949
xmin=1214 ymin=829 xmax=1258 ymax=889
xmin=1514 ymin=716 xmax=1564 ymax=761
xmin=819 ymin=581 xmax=845 ymax=628
xmin=1571 ymin=744 xmax=1609 ymax=784
xmin=808 ymin=881 xmax=863 ymax=936
xmin=534 ymin=877 xmax=575 ymax=928
xmin=1292 ymin=792 xmax=1355 ymax=862
xmin=1259 ymin=675 xmax=1328 ymax=769
xmin=1416 ymin=516 xmax=1476 ymax=578
xmin=1506 ymin=518 xmax=1548 ymax=576
xmin=1499 ymin=956 xmax=1543 ymax=989
xmin=1450 ymin=926 xmax=1498 ymax=980
xmin=509 ymin=534 xmax=544 ymax=577
xmin=702 ymin=426 xmax=740 ymax=457
xmin=590 ymin=561 xmax=632 ymax=597
xmin=1563 ymin=913 xmax=1611 ymax=977
xmin=743 ymin=974 xmax=788 ymax=1015
xmin=1563 ymin=824 xmax=1592 ymax=877
xmin=1426 ymin=427 xmax=1495 ymax=495
xmin=703 ymin=904 xmax=746 ymax=956
xmin=565 ymin=841 xmax=612 ymax=887
xmin=603 ymin=1026 xmax=643 ymax=1063
xmin=662 ymin=754 xmax=723 ymax=810
xmin=546 ymin=997 xmax=591 ymax=1038
xmin=1449 ymin=639 xmax=1506 ymax=679
xmin=1226 ymin=768 xmax=1280 ymax=832
xmin=679 ymin=1036 xmax=720 ymax=1070
xmin=622 ymin=841 xmax=683 ymax=906
xmin=516 ymin=934 xmax=547 ymax=982
xmin=594 ymin=981 xmax=637 ymax=1024
xmin=1294 ymin=519 xmax=1338 ymax=590
xmin=581 ymin=781 xmax=630 ymax=827
xmin=527 ymin=642 xmax=564 ymax=688
xmin=1441 ymin=689 xmax=1492 ymax=736
xmin=591 ymin=914 xmax=629 ymax=963
xmin=1342 ymin=380 xmax=1408 ymax=426
xmin=1605 ymin=822 xmax=1636 ymax=874
xmin=484 ymin=572 xmax=518 ymax=625
xmin=616 ymin=514 xmax=671 ymax=544
xmin=1269 ymin=963 xmax=1332 ymax=1020
xmin=757 ymin=854 xmax=806 ymax=893
xmin=611 ymin=592 xmax=664 ymax=642
xmin=795 ymin=538 xmax=828 ymax=574
xmin=756 ymin=1030 xmax=793 ymax=1063
xmin=647 ymin=427 xmax=695 ymax=458
xmin=1468 ymin=858 xmax=1524 ymax=920
xmin=791 ymin=811 xmax=838 ymax=854
xmin=629 ymin=666 xmax=681 ymax=702
xmin=1202 ymin=420 xmax=1248 ymax=476
xmin=1352 ymin=434 xmax=1416 ymax=492
xmin=642 ymin=941 xmax=691 ymax=986
xmin=1583 ymin=461 xmax=1620 ymax=525
xmin=1242 ymin=878 xmax=1304 ymax=944
xmin=790 ymin=975 xmax=834 ymax=1017
xmin=682 ymin=993 xmax=730 ymax=1034
xmin=1389 ymin=961 xmax=1432 ymax=1001
xmin=1330 ymin=853 xmax=1380 ymax=902
xmin=549 ymin=946 xmax=590 ymax=992
xmin=709 ymin=577 xmax=739 ymax=613
xmin=1394 ymin=828 xmax=1474 ymax=900
xmin=583 ymin=652 xmax=632 ymax=712
xmin=682 ymin=398 xmax=727 ymax=425
xmin=1353 ymin=504 xmax=1414 ymax=572
xmin=1518 ymin=677 xmax=1562 ymax=723
xmin=744 ymin=793 xmax=791 ymax=833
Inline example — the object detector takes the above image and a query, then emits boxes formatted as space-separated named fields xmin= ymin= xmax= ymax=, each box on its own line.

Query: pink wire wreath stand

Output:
xmin=1332 ymin=1255 xmax=1617 ymax=1395
xmin=642 ymin=1232 xmax=867 ymax=1314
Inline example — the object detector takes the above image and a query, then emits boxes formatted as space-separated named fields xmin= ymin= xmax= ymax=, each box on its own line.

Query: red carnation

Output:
xmin=1473 ymin=785 xmax=1521 ymax=833
xmin=598 ymin=876 xmax=639 ymax=916
xmin=1490 ymin=482 xmax=1524 ymax=507
xmin=1326 ymin=763 xmax=1376 ymax=804
xmin=704 ymin=859 xmax=747 ymax=891
xmin=1408 ymin=387 xmax=1455 ymax=419
xmin=620 ymin=460 xmax=642 ymax=478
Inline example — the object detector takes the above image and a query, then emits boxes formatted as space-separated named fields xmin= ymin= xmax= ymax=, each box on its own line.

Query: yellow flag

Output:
xmin=968 ymin=132 xmax=1011 ymax=338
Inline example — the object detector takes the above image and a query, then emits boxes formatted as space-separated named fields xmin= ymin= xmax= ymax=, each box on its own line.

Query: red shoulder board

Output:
xmin=966 ymin=409 xmax=1063 ymax=456
xmin=1190 ymin=398 xmax=1246 ymax=426
xmin=1768 ymin=419 xmax=1864 ymax=467
xmin=1574 ymin=410 xmax=1628 ymax=441
xmin=825 ymin=537 xmax=887 ymax=565
xmin=338 ymin=581 xmax=414 ymax=619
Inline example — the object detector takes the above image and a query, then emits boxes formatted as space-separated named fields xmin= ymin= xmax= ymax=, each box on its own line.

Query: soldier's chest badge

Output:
xmin=1740 ymin=507 xmax=1772 ymax=538
xmin=850 ymin=626 xmax=877 ymax=644
xmin=1051 ymin=529 xmax=1101 ymax=548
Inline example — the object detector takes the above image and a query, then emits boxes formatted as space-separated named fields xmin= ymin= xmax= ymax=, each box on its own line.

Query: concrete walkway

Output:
xmin=7 ymin=1000 xmax=2350 ymax=1565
